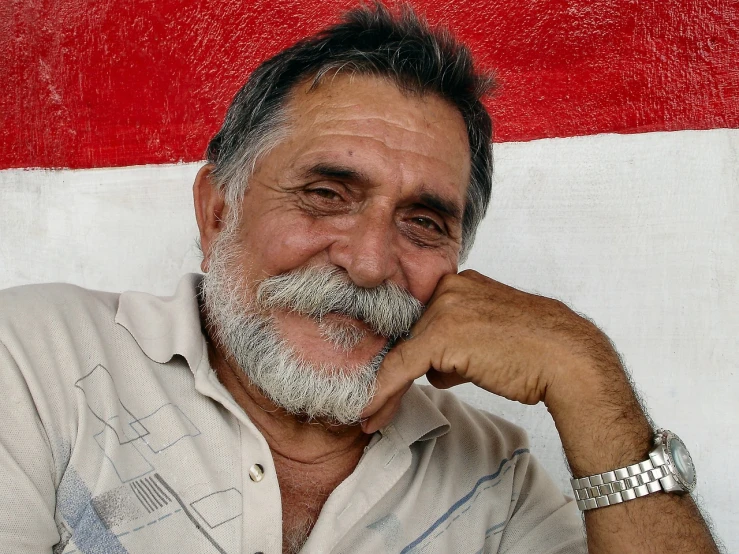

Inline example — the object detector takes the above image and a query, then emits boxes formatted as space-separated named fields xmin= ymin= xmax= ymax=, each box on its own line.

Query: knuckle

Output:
xmin=396 ymin=345 xmax=409 ymax=367
xmin=546 ymin=296 xmax=576 ymax=319
xmin=434 ymin=291 xmax=458 ymax=310
xmin=437 ymin=272 xmax=460 ymax=291
xmin=458 ymin=268 xmax=482 ymax=280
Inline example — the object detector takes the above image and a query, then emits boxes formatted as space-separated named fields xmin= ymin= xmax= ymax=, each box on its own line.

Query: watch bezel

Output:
xmin=656 ymin=429 xmax=697 ymax=493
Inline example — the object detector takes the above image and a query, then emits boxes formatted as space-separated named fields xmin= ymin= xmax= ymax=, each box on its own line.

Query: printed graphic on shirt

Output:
xmin=56 ymin=466 xmax=128 ymax=554
xmin=76 ymin=365 xmax=149 ymax=445
xmin=55 ymin=364 xmax=238 ymax=553
xmin=190 ymin=488 xmax=244 ymax=529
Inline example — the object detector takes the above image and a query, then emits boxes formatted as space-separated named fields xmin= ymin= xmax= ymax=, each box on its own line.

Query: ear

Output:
xmin=193 ymin=164 xmax=229 ymax=272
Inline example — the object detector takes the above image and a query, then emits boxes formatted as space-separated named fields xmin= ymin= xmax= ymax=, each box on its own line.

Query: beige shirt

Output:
xmin=0 ymin=274 xmax=586 ymax=554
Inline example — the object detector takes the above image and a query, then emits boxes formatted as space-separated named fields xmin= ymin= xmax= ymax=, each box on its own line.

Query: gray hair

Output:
xmin=206 ymin=2 xmax=495 ymax=259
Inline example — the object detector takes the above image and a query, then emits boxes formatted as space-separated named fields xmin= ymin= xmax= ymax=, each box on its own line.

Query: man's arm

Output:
xmin=0 ymin=339 xmax=59 ymax=553
xmin=362 ymin=269 xmax=719 ymax=553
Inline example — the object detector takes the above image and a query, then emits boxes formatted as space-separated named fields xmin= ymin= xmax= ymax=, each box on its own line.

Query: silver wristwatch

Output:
xmin=570 ymin=429 xmax=696 ymax=511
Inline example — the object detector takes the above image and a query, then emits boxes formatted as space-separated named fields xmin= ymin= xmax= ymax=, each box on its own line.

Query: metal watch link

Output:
xmin=570 ymin=429 xmax=696 ymax=511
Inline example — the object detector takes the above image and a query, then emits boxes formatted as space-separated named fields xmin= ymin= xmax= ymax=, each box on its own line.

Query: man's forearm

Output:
xmin=548 ymin=356 xmax=719 ymax=553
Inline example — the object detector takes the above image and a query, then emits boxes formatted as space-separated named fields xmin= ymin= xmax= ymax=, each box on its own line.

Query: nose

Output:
xmin=328 ymin=210 xmax=400 ymax=288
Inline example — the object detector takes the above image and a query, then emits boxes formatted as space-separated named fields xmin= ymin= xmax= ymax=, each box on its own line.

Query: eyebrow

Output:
xmin=301 ymin=162 xmax=464 ymax=222
xmin=417 ymin=191 xmax=463 ymax=223
xmin=301 ymin=162 xmax=370 ymax=184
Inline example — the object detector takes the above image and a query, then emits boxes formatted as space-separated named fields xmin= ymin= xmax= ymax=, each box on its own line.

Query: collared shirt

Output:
xmin=0 ymin=274 xmax=586 ymax=553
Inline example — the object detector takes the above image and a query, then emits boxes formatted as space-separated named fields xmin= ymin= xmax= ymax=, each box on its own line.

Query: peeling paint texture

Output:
xmin=1 ymin=0 xmax=737 ymax=169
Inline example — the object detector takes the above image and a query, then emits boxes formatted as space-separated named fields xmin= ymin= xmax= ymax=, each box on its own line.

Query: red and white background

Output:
xmin=2 ymin=0 xmax=737 ymax=547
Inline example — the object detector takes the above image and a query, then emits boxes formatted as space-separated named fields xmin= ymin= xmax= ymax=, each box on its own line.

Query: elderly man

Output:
xmin=0 ymin=4 xmax=719 ymax=554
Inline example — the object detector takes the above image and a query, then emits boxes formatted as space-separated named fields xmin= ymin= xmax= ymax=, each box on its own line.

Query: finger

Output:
xmin=361 ymin=331 xmax=435 ymax=419
xmin=458 ymin=268 xmax=490 ymax=282
xmin=423 ymin=270 xmax=488 ymax=308
xmin=401 ymin=303 xmax=439 ymax=340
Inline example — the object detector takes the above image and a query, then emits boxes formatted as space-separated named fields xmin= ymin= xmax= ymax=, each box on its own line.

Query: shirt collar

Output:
xmin=387 ymin=383 xmax=451 ymax=445
xmin=115 ymin=273 xmax=206 ymax=374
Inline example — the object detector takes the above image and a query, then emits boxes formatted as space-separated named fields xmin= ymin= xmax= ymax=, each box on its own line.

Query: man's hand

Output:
xmin=362 ymin=268 xmax=720 ymax=553
xmin=361 ymin=268 xmax=620 ymax=436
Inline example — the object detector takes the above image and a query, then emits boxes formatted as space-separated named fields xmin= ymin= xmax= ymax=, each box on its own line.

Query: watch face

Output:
xmin=666 ymin=434 xmax=696 ymax=490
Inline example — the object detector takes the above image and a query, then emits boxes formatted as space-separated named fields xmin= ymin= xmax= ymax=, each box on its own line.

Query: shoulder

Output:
xmin=0 ymin=283 xmax=122 ymax=385
xmin=0 ymin=282 xmax=125 ymax=352
xmin=0 ymin=282 xmax=119 ymax=327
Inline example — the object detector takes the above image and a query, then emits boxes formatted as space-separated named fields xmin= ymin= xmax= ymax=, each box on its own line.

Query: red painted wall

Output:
xmin=1 ymin=0 xmax=737 ymax=169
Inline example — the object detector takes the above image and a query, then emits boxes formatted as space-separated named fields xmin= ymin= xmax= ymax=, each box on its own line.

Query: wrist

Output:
xmin=571 ymin=429 xmax=697 ymax=511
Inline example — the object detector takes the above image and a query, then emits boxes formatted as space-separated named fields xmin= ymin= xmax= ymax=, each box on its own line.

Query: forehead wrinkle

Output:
xmin=288 ymin=73 xmax=468 ymax=137
xmin=294 ymin=130 xmax=467 ymax=174
xmin=301 ymin=113 xmax=464 ymax=150
xmin=289 ymin=93 xmax=468 ymax=149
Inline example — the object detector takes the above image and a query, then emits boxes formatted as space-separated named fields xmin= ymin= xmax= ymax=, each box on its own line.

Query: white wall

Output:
xmin=1 ymin=128 xmax=737 ymax=550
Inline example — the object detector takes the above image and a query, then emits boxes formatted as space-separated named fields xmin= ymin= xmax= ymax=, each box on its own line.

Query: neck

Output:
xmin=207 ymin=340 xmax=371 ymax=463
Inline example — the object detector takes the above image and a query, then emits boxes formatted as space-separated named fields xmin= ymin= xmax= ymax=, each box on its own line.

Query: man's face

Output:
xmin=209 ymin=73 xmax=471 ymax=371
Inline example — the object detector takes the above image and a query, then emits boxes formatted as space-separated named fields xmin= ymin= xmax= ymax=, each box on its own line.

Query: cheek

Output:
xmin=401 ymin=253 xmax=458 ymax=304
xmin=240 ymin=216 xmax=337 ymax=278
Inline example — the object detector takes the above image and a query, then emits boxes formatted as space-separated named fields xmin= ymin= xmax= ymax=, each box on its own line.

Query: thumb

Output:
xmin=361 ymin=332 xmax=434 ymax=420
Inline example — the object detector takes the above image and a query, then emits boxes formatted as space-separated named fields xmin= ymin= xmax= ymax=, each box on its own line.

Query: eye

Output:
xmin=298 ymin=184 xmax=351 ymax=216
xmin=411 ymin=216 xmax=443 ymax=233
xmin=307 ymin=187 xmax=342 ymax=201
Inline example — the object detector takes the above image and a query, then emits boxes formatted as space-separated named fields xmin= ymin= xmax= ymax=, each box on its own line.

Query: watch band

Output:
xmin=570 ymin=439 xmax=687 ymax=511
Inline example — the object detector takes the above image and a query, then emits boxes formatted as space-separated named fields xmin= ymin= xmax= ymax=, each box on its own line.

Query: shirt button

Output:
xmin=249 ymin=463 xmax=265 ymax=482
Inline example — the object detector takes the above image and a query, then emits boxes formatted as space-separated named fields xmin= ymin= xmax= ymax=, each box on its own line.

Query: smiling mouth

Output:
xmin=316 ymin=313 xmax=375 ymax=351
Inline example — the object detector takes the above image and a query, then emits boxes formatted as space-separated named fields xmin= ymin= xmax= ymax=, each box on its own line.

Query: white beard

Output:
xmin=200 ymin=221 xmax=422 ymax=425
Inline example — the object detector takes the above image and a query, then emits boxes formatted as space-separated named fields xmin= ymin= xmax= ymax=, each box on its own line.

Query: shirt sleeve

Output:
xmin=0 ymin=339 xmax=59 ymax=553
xmin=498 ymin=452 xmax=587 ymax=554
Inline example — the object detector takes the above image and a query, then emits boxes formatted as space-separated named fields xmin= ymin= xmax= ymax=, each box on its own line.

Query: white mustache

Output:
xmin=256 ymin=266 xmax=424 ymax=339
